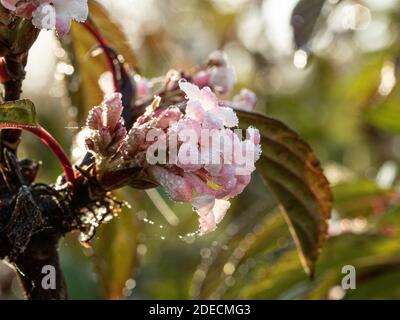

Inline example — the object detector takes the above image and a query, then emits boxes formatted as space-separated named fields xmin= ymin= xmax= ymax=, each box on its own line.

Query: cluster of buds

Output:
xmin=193 ymin=51 xmax=257 ymax=111
xmin=85 ymin=93 xmax=127 ymax=165
xmin=85 ymin=60 xmax=261 ymax=234
xmin=193 ymin=50 xmax=236 ymax=95
xmin=1 ymin=0 xmax=88 ymax=36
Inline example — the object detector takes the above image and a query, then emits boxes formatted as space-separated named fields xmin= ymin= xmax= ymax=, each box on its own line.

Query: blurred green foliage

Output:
xmin=2 ymin=0 xmax=400 ymax=300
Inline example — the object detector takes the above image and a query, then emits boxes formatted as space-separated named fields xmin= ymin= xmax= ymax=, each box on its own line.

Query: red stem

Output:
xmin=0 ymin=124 xmax=76 ymax=184
xmin=82 ymin=21 xmax=119 ymax=92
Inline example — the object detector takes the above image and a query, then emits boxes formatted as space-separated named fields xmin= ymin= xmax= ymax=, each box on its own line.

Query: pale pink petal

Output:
xmin=86 ymin=106 xmax=103 ymax=130
xmin=174 ymin=118 xmax=202 ymax=171
xmin=202 ymin=141 xmax=224 ymax=173
xmin=193 ymin=70 xmax=211 ymax=89
xmin=199 ymin=212 xmax=216 ymax=234
xmin=192 ymin=195 xmax=215 ymax=216
xmin=135 ymin=75 xmax=152 ymax=98
xmin=32 ymin=3 xmax=56 ymax=30
xmin=102 ymin=93 xmax=124 ymax=129
xmin=200 ymin=132 xmax=224 ymax=168
xmin=68 ymin=0 xmax=89 ymax=22
xmin=212 ymin=165 xmax=237 ymax=198
xmin=212 ymin=199 xmax=230 ymax=223
xmin=85 ymin=93 xmax=126 ymax=158
xmin=148 ymin=166 xmax=193 ymax=202
xmin=186 ymin=101 xmax=205 ymax=122
xmin=200 ymin=87 xmax=219 ymax=110
xmin=215 ymin=106 xmax=238 ymax=128
xmin=98 ymin=71 xmax=114 ymax=94
xmin=227 ymin=174 xmax=251 ymax=198
xmin=209 ymin=65 xmax=236 ymax=94
xmin=247 ymin=127 xmax=261 ymax=145
xmin=197 ymin=198 xmax=230 ymax=234
xmin=175 ymin=118 xmax=202 ymax=140
xmin=154 ymin=107 xmax=182 ymax=129
xmin=202 ymin=111 xmax=224 ymax=129
xmin=204 ymin=163 xmax=223 ymax=176
xmin=231 ymin=89 xmax=257 ymax=111
xmin=233 ymin=140 xmax=258 ymax=175
xmin=1 ymin=0 xmax=18 ymax=11
xmin=55 ymin=13 xmax=72 ymax=37
xmin=52 ymin=0 xmax=88 ymax=22
xmin=179 ymin=79 xmax=202 ymax=102
xmin=28 ymin=0 xmax=88 ymax=36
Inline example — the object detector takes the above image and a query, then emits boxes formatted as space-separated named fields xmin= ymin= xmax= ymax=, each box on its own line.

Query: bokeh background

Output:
xmin=2 ymin=0 xmax=400 ymax=299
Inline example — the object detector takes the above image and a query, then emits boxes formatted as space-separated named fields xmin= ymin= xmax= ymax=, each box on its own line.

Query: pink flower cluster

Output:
xmin=194 ymin=51 xmax=236 ymax=95
xmin=193 ymin=50 xmax=257 ymax=111
xmin=1 ymin=0 xmax=88 ymax=36
xmin=85 ymin=81 xmax=261 ymax=234
xmin=228 ymin=89 xmax=257 ymax=112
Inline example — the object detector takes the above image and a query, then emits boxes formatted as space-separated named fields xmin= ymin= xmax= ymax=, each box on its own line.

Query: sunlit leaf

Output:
xmin=0 ymin=99 xmax=76 ymax=182
xmin=0 ymin=99 xmax=38 ymax=126
xmin=237 ymin=110 xmax=332 ymax=276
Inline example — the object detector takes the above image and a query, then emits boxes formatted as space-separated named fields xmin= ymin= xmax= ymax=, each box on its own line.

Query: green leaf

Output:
xmin=92 ymin=188 xmax=140 ymax=299
xmin=0 ymin=99 xmax=38 ymax=126
xmin=333 ymin=180 xmax=394 ymax=218
xmin=191 ymin=206 xmax=294 ymax=299
xmin=237 ymin=232 xmax=400 ymax=299
xmin=237 ymin=110 xmax=332 ymax=276
xmin=308 ymin=256 xmax=400 ymax=299
xmin=376 ymin=206 xmax=400 ymax=237
xmin=0 ymin=99 xmax=76 ymax=183
xmin=366 ymin=100 xmax=400 ymax=135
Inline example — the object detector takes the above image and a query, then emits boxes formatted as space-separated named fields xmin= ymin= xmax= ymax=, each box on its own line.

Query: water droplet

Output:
xmin=137 ymin=244 xmax=147 ymax=256
xmin=200 ymin=248 xmax=211 ymax=259
xmin=125 ymin=279 xmax=136 ymax=290
xmin=293 ymin=49 xmax=308 ymax=69
xmin=180 ymin=232 xmax=197 ymax=244
xmin=328 ymin=285 xmax=346 ymax=300
xmin=223 ymin=262 xmax=236 ymax=275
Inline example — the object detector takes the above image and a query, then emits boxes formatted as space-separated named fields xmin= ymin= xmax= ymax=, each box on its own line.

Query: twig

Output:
xmin=14 ymin=232 xmax=68 ymax=300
